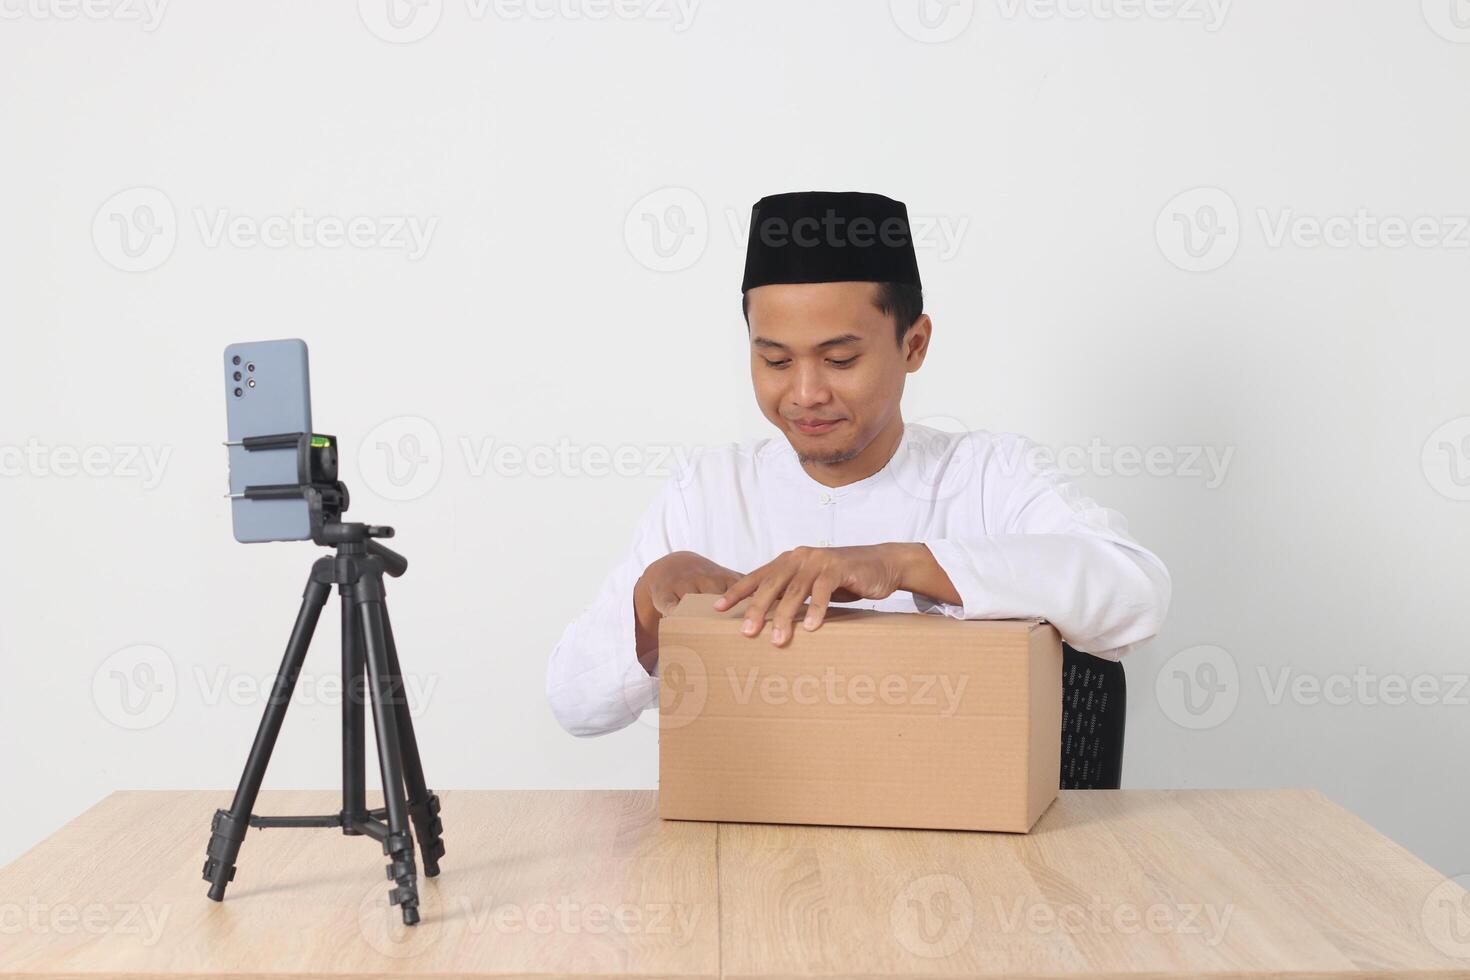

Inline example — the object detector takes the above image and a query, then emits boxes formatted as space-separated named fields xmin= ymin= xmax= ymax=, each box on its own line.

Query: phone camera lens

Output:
xmin=233 ymin=387 xmax=243 ymax=397
xmin=233 ymin=371 xmax=242 ymax=381
xmin=232 ymin=355 xmax=241 ymax=366
xmin=247 ymin=378 xmax=256 ymax=388
xmin=246 ymin=363 xmax=255 ymax=372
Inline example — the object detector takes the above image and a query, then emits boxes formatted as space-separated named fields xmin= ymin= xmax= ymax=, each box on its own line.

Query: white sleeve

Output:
xmin=918 ymin=435 xmax=1171 ymax=659
xmin=545 ymin=471 xmax=694 ymax=737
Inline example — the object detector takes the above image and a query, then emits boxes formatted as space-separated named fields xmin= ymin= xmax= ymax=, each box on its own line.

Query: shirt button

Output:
xmin=817 ymin=538 xmax=830 ymax=547
xmin=818 ymin=492 xmax=833 ymax=505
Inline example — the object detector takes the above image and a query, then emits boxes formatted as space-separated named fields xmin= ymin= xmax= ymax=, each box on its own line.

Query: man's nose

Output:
xmin=790 ymin=362 xmax=832 ymax=406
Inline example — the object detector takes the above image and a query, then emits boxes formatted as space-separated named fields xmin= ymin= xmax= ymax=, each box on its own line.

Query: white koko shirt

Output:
xmin=545 ymin=422 xmax=1171 ymax=737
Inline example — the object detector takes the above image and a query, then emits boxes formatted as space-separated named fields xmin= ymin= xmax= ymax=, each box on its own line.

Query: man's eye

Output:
xmin=760 ymin=356 xmax=855 ymax=368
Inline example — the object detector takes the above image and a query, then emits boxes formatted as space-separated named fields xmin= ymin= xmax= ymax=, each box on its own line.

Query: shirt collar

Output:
xmin=770 ymin=422 xmax=915 ymax=498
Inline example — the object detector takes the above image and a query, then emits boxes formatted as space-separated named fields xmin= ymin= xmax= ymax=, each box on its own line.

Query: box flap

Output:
xmin=667 ymin=592 xmax=1046 ymax=633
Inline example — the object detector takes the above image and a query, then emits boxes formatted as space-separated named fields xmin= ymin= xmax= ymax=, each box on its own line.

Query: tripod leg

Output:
xmin=358 ymin=574 xmax=421 ymax=926
xmin=203 ymin=573 xmax=332 ymax=902
xmin=341 ymin=585 xmax=367 ymax=828
xmin=380 ymin=602 xmax=444 ymax=877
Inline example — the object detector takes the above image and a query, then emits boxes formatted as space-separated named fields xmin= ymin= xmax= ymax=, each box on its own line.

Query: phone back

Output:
xmin=224 ymin=339 xmax=313 ymax=542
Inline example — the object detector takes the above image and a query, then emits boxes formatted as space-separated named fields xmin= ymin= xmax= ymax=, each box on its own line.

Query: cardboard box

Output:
xmin=657 ymin=593 xmax=1062 ymax=833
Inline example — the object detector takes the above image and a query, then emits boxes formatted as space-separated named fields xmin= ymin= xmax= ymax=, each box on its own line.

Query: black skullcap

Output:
xmin=741 ymin=191 xmax=922 ymax=293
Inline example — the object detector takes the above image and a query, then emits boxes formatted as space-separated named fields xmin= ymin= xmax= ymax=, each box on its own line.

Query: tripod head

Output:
xmin=315 ymin=513 xmax=407 ymax=577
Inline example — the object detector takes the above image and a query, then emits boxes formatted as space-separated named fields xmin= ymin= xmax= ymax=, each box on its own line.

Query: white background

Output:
xmin=1 ymin=0 xmax=1467 ymax=887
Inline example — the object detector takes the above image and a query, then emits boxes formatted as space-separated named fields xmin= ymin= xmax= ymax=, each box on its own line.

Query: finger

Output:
xmin=703 ymin=575 xmax=743 ymax=600
xmin=711 ymin=574 xmax=744 ymax=605
xmin=804 ymin=574 xmax=837 ymax=631
xmin=651 ymin=586 xmax=680 ymax=617
xmin=693 ymin=576 xmax=725 ymax=595
xmin=741 ymin=565 xmax=794 ymax=638
xmin=771 ymin=574 xmax=814 ymax=647
xmin=714 ymin=567 xmax=763 ymax=611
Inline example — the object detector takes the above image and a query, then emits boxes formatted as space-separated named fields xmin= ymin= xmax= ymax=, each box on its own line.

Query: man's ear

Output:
xmin=902 ymin=314 xmax=933 ymax=372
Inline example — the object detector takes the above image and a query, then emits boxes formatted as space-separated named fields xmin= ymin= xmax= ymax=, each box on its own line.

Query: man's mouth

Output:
xmin=791 ymin=418 xmax=843 ymax=435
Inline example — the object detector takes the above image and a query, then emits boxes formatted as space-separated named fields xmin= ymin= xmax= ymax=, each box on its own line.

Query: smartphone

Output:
xmin=224 ymin=339 xmax=313 ymax=543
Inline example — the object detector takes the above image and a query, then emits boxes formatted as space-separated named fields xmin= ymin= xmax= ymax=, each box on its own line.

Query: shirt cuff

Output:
xmin=915 ymin=537 xmax=989 ymax=619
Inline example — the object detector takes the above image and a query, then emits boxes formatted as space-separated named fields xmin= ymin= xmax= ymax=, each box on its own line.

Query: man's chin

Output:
xmin=791 ymin=440 xmax=862 ymax=466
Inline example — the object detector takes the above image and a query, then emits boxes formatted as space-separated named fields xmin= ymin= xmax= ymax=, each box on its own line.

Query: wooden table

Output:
xmin=0 ymin=790 xmax=1466 ymax=978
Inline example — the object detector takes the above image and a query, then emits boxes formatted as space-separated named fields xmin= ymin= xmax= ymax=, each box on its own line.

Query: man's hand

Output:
xmin=639 ymin=550 xmax=745 ymax=616
xmin=713 ymin=543 xmax=918 ymax=647
xmin=634 ymin=551 xmax=744 ymax=672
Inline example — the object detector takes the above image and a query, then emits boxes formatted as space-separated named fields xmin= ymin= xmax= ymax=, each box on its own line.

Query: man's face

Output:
xmin=745 ymin=281 xmax=928 ymax=466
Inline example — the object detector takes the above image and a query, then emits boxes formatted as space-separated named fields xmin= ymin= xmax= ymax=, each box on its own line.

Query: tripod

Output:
xmin=202 ymin=445 xmax=444 ymax=926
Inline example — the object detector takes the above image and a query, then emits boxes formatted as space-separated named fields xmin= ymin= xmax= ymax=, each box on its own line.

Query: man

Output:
xmin=546 ymin=190 xmax=1170 ymax=738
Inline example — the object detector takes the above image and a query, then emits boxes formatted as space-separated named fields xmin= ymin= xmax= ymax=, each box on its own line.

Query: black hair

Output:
xmin=742 ymin=282 xmax=924 ymax=346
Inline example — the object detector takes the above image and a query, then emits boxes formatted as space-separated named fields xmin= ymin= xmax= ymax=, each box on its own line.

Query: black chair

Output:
xmin=1059 ymin=643 xmax=1126 ymax=789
